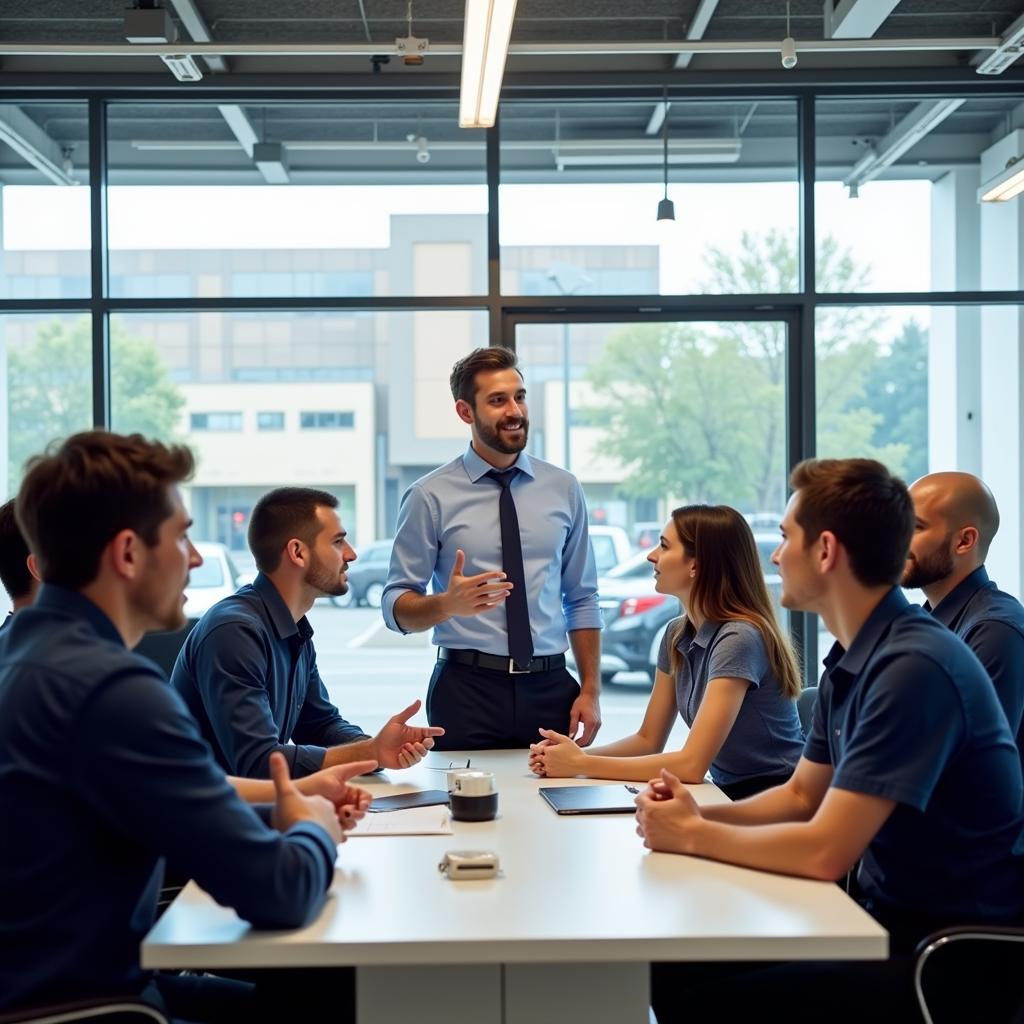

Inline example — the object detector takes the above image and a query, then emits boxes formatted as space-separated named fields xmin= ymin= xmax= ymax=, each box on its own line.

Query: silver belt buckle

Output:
xmin=509 ymin=658 xmax=531 ymax=674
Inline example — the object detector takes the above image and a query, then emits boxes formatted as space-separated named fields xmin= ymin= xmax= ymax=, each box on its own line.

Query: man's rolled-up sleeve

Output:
xmin=561 ymin=480 xmax=603 ymax=632
xmin=381 ymin=484 xmax=438 ymax=634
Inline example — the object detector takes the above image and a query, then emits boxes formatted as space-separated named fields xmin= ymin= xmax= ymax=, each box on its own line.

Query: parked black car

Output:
xmin=594 ymin=551 xmax=680 ymax=686
xmin=333 ymin=539 xmax=393 ymax=608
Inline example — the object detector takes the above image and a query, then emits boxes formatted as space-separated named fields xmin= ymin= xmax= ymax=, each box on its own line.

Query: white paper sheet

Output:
xmin=348 ymin=805 xmax=453 ymax=837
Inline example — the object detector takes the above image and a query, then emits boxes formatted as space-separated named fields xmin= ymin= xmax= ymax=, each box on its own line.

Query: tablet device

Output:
xmin=367 ymin=789 xmax=450 ymax=813
xmin=539 ymin=785 xmax=638 ymax=815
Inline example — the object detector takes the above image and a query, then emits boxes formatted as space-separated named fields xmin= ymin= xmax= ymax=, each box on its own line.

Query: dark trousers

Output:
xmin=426 ymin=658 xmax=580 ymax=749
xmin=146 ymin=968 xmax=355 ymax=1024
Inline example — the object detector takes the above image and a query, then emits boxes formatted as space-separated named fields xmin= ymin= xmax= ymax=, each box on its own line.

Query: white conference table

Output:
xmin=143 ymin=750 xmax=887 ymax=1024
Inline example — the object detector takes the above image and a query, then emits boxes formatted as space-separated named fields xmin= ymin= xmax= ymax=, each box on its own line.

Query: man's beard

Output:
xmin=903 ymin=538 xmax=955 ymax=590
xmin=476 ymin=415 xmax=529 ymax=455
xmin=306 ymin=552 xmax=349 ymax=597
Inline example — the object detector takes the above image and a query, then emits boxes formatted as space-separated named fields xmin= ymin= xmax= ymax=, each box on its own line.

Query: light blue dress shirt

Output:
xmin=382 ymin=444 xmax=603 ymax=655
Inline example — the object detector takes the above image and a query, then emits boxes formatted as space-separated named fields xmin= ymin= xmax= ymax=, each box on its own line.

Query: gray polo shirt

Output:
xmin=658 ymin=617 xmax=804 ymax=787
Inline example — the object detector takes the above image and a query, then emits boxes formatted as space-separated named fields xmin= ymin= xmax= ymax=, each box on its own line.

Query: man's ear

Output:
xmin=817 ymin=530 xmax=840 ymax=574
xmin=283 ymin=538 xmax=308 ymax=570
xmin=955 ymin=526 xmax=979 ymax=556
xmin=454 ymin=399 xmax=475 ymax=426
xmin=25 ymin=552 xmax=41 ymax=583
xmin=107 ymin=529 xmax=141 ymax=581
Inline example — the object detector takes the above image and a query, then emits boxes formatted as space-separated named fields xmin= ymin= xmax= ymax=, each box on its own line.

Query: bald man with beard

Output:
xmin=905 ymin=472 xmax=1024 ymax=762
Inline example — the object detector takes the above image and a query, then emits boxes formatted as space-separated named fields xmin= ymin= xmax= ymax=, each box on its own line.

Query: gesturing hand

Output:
xmin=297 ymin=760 xmax=377 ymax=830
xmin=373 ymin=699 xmax=446 ymax=769
xmin=441 ymin=549 xmax=514 ymax=619
xmin=270 ymin=751 xmax=343 ymax=846
xmin=634 ymin=768 xmax=702 ymax=855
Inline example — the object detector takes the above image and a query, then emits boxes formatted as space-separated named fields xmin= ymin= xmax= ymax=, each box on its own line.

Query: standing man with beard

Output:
xmin=905 ymin=471 xmax=1024 ymax=761
xmin=171 ymin=487 xmax=444 ymax=777
xmin=382 ymin=347 xmax=603 ymax=749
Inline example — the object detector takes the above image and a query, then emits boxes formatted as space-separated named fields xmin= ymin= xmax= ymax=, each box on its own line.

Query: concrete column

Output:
xmin=980 ymin=128 xmax=1024 ymax=599
xmin=929 ymin=167 xmax=981 ymax=473
xmin=0 ymin=186 xmax=9 ymax=500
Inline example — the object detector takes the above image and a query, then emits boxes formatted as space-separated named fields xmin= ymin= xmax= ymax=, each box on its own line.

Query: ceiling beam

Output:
xmin=844 ymin=97 xmax=964 ymax=190
xmin=826 ymin=0 xmax=902 ymax=40
xmin=165 ymin=0 xmax=228 ymax=72
xmin=0 ymin=104 xmax=76 ymax=185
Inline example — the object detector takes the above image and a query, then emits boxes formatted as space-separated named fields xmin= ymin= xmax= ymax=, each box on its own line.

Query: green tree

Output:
xmin=7 ymin=317 xmax=185 ymax=489
xmin=585 ymin=230 xmax=913 ymax=513
xmin=860 ymin=318 xmax=929 ymax=482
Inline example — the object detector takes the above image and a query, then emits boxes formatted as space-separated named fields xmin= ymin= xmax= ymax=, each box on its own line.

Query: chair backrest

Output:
xmin=797 ymin=685 xmax=818 ymax=734
xmin=134 ymin=618 xmax=199 ymax=679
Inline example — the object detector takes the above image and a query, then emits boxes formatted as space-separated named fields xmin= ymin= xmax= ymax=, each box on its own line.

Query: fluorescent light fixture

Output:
xmin=459 ymin=0 xmax=517 ymax=128
xmin=979 ymin=157 xmax=1024 ymax=202
xmin=556 ymin=139 xmax=741 ymax=170
xmin=975 ymin=11 xmax=1024 ymax=74
xmin=160 ymin=53 xmax=203 ymax=81
xmin=252 ymin=142 xmax=289 ymax=184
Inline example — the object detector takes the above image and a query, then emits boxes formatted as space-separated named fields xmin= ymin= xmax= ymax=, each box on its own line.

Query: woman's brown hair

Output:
xmin=666 ymin=504 xmax=801 ymax=700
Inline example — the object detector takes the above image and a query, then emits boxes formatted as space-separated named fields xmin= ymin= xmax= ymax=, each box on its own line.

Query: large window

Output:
xmin=0 ymin=313 xmax=93 ymax=497
xmin=106 ymin=101 xmax=488 ymax=299
xmin=0 ymin=102 xmax=91 ymax=300
xmin=500 ymin=99 xmax=799 ymax=296
xmin=517 ymin=315 xmax=791 ymax=685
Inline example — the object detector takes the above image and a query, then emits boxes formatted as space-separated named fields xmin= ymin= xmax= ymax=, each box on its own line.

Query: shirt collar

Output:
xmin=252 ymin=572 xmax=307 ymax=641
xmin=927 ymin=566 xmax=991 ymax=627
xmin=462 ymin=443 xmax=535 ymax=483
xmin=829 ymin=587 xmax=910 ymax=679
xmin=34 ymin=584 xmax=125 ymax=647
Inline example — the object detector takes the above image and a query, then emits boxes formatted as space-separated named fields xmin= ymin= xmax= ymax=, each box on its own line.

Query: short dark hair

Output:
xmin=449 ymin=347 xmax=522 ymax=406
xmin=16 ymin=431 xmax=195 ymax=589
xmin=248 ymin=487 xmax=338 ymax=573
xmin=0 ymin=499 xmax=33 ymax=601
xmin=790 ymin=458 xmax=913 ymax=587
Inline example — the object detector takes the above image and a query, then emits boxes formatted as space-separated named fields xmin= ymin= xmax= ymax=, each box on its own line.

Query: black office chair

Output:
xmin=797 ymin=685 xmax=818 ymax=734
xmin=913 ymin=925 xmax=1024 ymax=1024
xmin=0 ymin=998 xmax=170 ymax=1024
xmin=134 ymin=619 xmax=199 ymax=679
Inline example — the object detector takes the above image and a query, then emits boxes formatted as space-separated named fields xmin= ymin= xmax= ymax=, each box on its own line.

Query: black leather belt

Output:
xmin=438 ymin=647 xmax=566 ymax=675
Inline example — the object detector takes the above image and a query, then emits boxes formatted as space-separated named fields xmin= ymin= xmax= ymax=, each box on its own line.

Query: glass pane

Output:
xmin=1 ymin=313 xmax=93 ymax=496
xmin=815 ymin=95 xmax=1022 ymax=293
xmin=814 ymin=303 xmax=1021 ymax=661
xmin=110 ymin=308 xmax=487 ymax=720
xmin=106 ymin=102 xmax=487 ymax=298
xmin=517 ymin=317 xmax=789 ymax=685
xmin=501 ymin=99 xmax=799 ymax=296
xmin=0 ymin=102 xmax=91 ymax=299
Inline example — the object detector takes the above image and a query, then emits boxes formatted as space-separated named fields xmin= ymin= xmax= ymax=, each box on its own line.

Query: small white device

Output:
xmin=438 ymin=849 xmax=500 ymax=880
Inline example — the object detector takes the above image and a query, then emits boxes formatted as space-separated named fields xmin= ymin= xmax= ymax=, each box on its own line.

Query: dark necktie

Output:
xmin=486 ymin=468 xmax=534 ymax=670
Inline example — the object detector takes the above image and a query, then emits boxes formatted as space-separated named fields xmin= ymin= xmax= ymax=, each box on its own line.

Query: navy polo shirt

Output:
xmin=805 ymin=588 xmax=1024 ymax=924
xmin=0 ymin=585 xmax=337 ymax=1011
xmin=927 ymin=566 xmax=1024 ymax=765
xmin=657 ymin=617 xmax=804 ymax=786
xmin=171 ymin=572 xmax=369 ymax=778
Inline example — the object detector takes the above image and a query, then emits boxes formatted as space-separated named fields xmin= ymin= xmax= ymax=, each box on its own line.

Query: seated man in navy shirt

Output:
xmin=905 ymin=471 xmax=1024 ymax=763
xmin=637 ymin=458 xmax=1024 ymax=1024
xmin=172 ymin=486 xmax=443 ymax=778
xmin=0 ymin=497 xmax=40 ymax=625
xmin=0 ymin=431 xmax=372 ymax=1020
